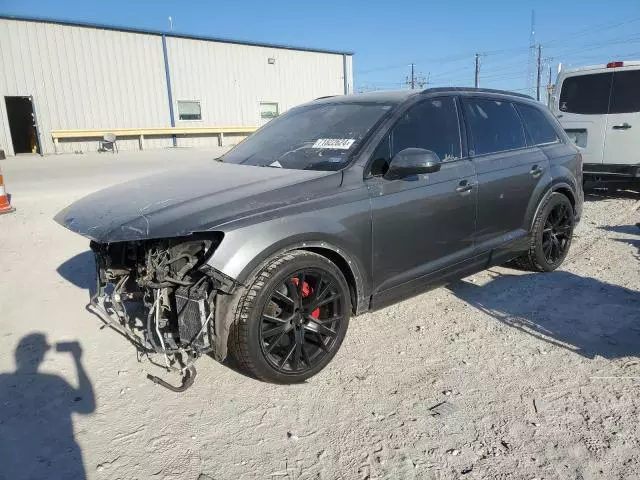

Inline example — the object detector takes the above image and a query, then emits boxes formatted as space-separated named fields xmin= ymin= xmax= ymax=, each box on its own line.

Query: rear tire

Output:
xmin=228 ymin=250 xmax=351 ymax=384
xmin=513 ymin=192 xmax=575 ymax=272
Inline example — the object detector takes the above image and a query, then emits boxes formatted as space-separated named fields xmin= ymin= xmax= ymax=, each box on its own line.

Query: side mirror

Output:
xmin=384 ymin=148 xmax=442 ymax=180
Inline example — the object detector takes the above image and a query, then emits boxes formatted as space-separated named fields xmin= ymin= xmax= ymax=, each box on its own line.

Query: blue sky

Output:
xmin=3 ymin=0 xmax=640 ymax=96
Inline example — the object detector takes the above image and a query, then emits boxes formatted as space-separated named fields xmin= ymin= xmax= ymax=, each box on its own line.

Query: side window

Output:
xmin=177 ymin=101 xmax=202 ymax=121
xmin=609 ymin=70 xmax=640 ymax=114
xmin=516 ymin=103 xmax=560 ymax=145
xmin=559 ymin=72 xmax=612 ymax=115
xmin=463 ymin=99 xmax=526 ymax=155
xmin=391 ymin=97 xmax=461 ymax=162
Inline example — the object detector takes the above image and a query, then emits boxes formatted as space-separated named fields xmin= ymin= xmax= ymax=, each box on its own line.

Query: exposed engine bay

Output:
xmin=88 ymin=235 xmax=229 ymax=391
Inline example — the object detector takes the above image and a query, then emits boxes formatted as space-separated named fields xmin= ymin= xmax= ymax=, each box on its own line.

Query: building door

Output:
xmin=5 ymin=96 xmax=41 ymax=155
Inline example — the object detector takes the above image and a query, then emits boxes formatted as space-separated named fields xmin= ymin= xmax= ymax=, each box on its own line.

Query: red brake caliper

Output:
xmin=293 ymin=278 xmax=320 ymax=319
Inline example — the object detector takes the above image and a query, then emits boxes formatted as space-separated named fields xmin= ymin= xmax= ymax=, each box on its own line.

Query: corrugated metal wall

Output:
xmin=0 ymin=18 xmax=353 ymax=156
xmin=167 ymin=37 xmax=348 ymax=148
xmin=0 ymin=19 xmax=171 ymax=155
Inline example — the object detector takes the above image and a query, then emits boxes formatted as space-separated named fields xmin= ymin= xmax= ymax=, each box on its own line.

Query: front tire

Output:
xmin=229 ymin=250 xmax=351 ymax=383
xmin=514 ymin=192 xmax=575 ymax=272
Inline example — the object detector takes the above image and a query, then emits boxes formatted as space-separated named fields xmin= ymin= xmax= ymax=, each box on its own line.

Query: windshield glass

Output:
xmin=222 ymin=102 xmax=393 ymax=171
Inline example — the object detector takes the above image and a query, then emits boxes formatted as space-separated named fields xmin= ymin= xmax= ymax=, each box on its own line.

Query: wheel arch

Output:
xmin=212 ymin=239 xmax=370 ymax=363
xmin=298 ymin=246 xmax=360 ymax=315
xmin=237 ymin=239 xmax=370 ymax=316
xmin=528 ymin=181 xmax=577 ymax=232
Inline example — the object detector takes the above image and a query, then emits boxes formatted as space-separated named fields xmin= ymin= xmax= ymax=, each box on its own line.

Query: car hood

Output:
xmin=54 ymin=162 xmax=339 ymax=242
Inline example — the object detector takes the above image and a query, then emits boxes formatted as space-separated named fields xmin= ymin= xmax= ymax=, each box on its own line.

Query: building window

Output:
xmin=260 ymin=102 xmax=279 ymax=119
xmin=178 ymin=101 xmax=202 ymax=121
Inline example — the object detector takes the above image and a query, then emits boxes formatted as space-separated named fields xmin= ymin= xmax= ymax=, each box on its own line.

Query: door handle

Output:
xmin=530 ymin=165 xmax=544 ymax=178
xmin=613 ymin=123 xmax=632 ymax=130
xmin=456 ymin=180 xmax=474 ymax=194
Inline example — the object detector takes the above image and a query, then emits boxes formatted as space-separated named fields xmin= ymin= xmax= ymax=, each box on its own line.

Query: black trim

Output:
xmin=583 ymin=163 xmax=640 ymax=179
xmin=455 ymin=96 xmax=470 ymax=159
xmin=0 ymin=14 xmax=354 ymax=56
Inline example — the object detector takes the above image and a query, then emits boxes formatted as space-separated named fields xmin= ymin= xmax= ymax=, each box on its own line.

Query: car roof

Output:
xmin=312 ymin=87 xmax=534 ymax=106
xmin=559 ymin=60 xmax=640 ymax=75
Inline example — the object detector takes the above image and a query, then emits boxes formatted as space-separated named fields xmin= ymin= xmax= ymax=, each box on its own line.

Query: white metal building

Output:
xmin=0 ymin=16 xmax=353 ymax=156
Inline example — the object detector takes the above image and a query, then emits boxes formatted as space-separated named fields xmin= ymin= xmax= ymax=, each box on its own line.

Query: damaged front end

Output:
xmin=88 ymin=233 xmax=233 ymax=391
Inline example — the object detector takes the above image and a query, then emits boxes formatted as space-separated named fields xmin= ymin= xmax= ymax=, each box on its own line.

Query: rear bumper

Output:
xmin=583 ymin=163 xmax=640 ymax=182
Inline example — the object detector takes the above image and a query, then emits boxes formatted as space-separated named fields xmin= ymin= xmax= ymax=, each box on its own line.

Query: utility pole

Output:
xmin=547 ymin=63 xmax=553 ymax=106
xmin=410 ymin=63 xmax=415 ymax=89
xmin=536 ymin=44 xmax=542 ymax=101
xmin=405 ymin=65 xmax=427 ymax=90
xmin=474 ymin=53 xmax=480 ymax=88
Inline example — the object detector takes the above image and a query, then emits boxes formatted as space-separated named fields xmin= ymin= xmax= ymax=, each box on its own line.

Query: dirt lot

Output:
xmin=1 ymin=150 xmax=639 ymax=480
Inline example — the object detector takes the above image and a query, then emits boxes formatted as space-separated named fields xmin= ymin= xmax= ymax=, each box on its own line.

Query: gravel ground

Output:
xmin=1 ymin=150 xmax=639 ymax=480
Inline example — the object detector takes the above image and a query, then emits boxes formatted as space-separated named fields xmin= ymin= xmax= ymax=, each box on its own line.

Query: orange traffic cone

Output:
xmin=0 ymin=165 xmax=15 ymax=215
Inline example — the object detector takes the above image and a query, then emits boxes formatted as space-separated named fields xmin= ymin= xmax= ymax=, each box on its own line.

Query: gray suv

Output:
xmin=55 ymin=88 xmax=583 ymax=389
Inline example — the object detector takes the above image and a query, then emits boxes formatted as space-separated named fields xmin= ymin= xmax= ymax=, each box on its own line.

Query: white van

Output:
xmin=551 ymin=61 xmax=640 ymax=186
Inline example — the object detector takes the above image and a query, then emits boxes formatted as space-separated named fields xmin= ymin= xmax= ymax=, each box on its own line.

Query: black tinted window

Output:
xmin=369 ymin=135 xmax=391 ymax=177
xmin=464 ymin=99 xmax=526 ymax=155
xmin=559 ymin=73 xmax=612 ymax=114
xmin=610 ymin=70 xmax=640 ymax=114
xmin=391 ymin=97 xmax=461 ymax=161
xmin=516 ymin=104 xmax=559 ymax=145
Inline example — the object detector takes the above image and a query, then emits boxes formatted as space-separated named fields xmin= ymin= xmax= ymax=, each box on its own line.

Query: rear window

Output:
xmin=463 ymin=99 xmax=526 ymax=155
xmin=559 ymin=72 xmax=612 ymax=115
xmin=516 ymin=104 xmax=559 ymax=145
xmin=610 ymin=70 xmax=640 ymax=114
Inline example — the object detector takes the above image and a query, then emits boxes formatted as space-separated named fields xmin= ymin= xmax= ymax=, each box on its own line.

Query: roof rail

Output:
xmin=421 ymin=87 xmax=534 ymax=100
xmin=315 ymin=95 xmax=337 ymax=100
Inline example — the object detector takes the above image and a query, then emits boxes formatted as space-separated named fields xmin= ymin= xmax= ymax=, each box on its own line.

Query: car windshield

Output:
xmin=221 ymin=102 xmax=393 ymax=171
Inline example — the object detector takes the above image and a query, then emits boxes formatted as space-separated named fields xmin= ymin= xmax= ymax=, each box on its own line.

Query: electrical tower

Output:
xmin=405 ymin=63 xmax=428 ymax=89
xmin=527 ymin=10 xmax=537 ymax=98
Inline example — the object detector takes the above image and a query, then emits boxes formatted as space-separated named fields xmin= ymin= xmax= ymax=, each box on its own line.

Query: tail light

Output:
xmin=607 ymin=61 xmax=624 ymax=68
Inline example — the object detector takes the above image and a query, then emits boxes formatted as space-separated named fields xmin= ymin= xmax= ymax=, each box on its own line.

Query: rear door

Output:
xmin=604 ymin=68 xmax=640 ymax=165
xmin=556 ymin=71 xmax=612 ymax=165
xmin=462 ymin=96 xmax=550 ymax=251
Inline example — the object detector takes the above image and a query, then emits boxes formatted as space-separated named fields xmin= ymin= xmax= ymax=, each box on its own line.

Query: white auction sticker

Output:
xmin=312 ymin=138 xmax=355 ymax=149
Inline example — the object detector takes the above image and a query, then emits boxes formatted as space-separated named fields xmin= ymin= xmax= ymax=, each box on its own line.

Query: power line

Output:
xmin=542 ymin=16 xmax=640 ymax=47
xmin=356 ymin=17 xmax=640 ymax=89
xmin=355 ymin=63 xmax=410 ymax=75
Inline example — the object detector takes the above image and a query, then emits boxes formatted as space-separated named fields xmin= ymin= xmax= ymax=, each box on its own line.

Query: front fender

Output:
xmin=207 ymin=194 xmax=373 ymax=304
xmin=207 ymin=197 xmax=372 ymax=362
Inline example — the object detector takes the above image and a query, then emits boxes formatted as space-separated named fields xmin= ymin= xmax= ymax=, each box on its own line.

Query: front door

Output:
xmin=368 ymin=97 xmax=477 ymax=298
xmin=603 ymin=68 xmax=640 ymax=166
xmin=5 ymin=96 xmax=41 ymax=155
xmin=462 ymin=97 xmax=550 ymax=250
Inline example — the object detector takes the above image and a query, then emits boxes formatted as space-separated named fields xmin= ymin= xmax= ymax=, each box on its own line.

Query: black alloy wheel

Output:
xmin=229 ymin=251 xmax=351 ymax=383
xmin=513 ymin=192 xmax=575 ymax=272
xmin=541 ymin=202 xmax=573 ymax=264
xmin=259 ymin=269 xmax=345 ymax=374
